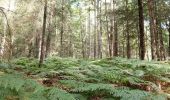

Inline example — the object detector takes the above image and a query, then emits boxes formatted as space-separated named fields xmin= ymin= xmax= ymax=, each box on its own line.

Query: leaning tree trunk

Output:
xmin=0 ymin=8 xmax=12 ymax=62
xmin=39 ymin=0 xmax=47 ymax=67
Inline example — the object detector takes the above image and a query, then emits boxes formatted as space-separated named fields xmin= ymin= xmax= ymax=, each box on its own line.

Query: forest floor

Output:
xmin=0 ymin=57 xmax=170 ymax=100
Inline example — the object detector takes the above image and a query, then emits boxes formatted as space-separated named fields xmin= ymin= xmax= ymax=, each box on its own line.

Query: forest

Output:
xmin=0 ymin=0 xmax=170 ymax=100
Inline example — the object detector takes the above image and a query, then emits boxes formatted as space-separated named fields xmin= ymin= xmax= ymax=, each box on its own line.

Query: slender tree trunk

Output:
xmin=0 ymin=8 xmax=12 ymax=62
xmin=110 ymin=1 xmax=114 ymax=57
xmin=88 ymin=6 xmax=91 ymax=58
xmin=28 ymin=42 xmax=33 ymax=57
xmin=168 ymin=19 xmax=170 ymax=57
xmin=34 ymin=33 xmax=40 ymax=58
xmin=126 ymin=0 xmax=131 ymax=59
xmin=126 ymin=21 xmax=131 ymax=59
xmin=39 ymin=0 xmax=47 ymax=67
xmin=138 ymin=0 xmax=145 ymax=60
xmin=104 ymin=0 xmax=110 ymax=57
xmin=45 ymin=18 xmax=52 ymax=58
xmin=81 ymin=26 xmax=85 ymax=58
xmin=136 ymin=22 xmax=140 ymax=59
xmin=0 ymin=17 xmax=7 ymax=59
xmin=60 ymin=0 xmax=64 ymax=57
xmin=148 ymin=0 xmax=157 ymax=60
xmin=78 ymin=7 xmax=85 ymax=58
xmin=122 ymin=25 xmax=126 ymax=58
xmin=113 ymin=20 xmax=118 ymax=56
xmin=94 ymin=0 xmax=97 ymax=59
xmin=158 ymin=25 xmax=165 ymax=60
xmin=98 ymin=1 xmax=102 ymax=58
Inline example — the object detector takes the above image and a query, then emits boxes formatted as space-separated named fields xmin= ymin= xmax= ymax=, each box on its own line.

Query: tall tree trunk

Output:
xmin=148 ymin=0 xmax=157 ymax=60
xmin=39 ymin=0 xmax=47 ymax=67
xmin=105 ymin=0 xmax=110 ymax=57
xmin=98 ymin=1 xmax=102 ymax=58
xmin=158 ymin=25 xmax=165 ymax=60
xmin=28 ymin=41 xmax=33 ymax=57
xmin=60 ymin=0 xmax=64 ymax=57
xmin=168 ymin=19 xmax=170 ymax=57
xmin=88 ymin=6 xmax=91 ymax=58
xmin=78 ymin=7 xmax=85 ymax=58
xmin=34 ymin=33 xmax=40 ymax=58
xmin=110 ymin=1 xmax=114 ymax=57
xmin=126 ymin=0 xmax=131 ymax=59
xmin=122 ymin=24 xmax=126 ymax=58
xmin=113 ymin=20 xmax=118 ymax=56
xmin=45 ymin=18 xmax=52 ymax=58
xmin=0 ymin=8 xmax=12 ymax=62
xmin=0 ymin=17 xmax=7 ymax=59
xmin=94 ymin=0 xmax=97 ymax=59
xmin=138 ymin=0 xmax=145 ymax=60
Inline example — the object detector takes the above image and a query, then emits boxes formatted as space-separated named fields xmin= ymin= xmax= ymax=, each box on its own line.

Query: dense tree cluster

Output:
xmin=0 ymin=0 xmax=170 ymax=64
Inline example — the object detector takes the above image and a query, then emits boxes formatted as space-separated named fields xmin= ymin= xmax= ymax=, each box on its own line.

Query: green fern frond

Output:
xmin=47 ymin=88 xmax=76 ymax=100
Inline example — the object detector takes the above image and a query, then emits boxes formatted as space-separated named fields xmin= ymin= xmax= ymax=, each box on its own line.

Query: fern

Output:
xmin=0 ymin=74 xmax=77 ymax=100
xmin=47 ymin=88 xmax=76 ymax=100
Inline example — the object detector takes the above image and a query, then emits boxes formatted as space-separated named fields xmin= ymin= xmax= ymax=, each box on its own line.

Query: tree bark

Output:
xmin=126 ymin=0 xmax=131 ymax=59
xmin=113 ymin=20 xmax=118 ymax=56
xmin=0 ymin=8 xmax=12 ymax=62
xmin=98 ymin=1 xmax=102 ymax=58
xmin=45 ymin=18 xmax=52 ymax=58
xmin=148 ymin=0 xmax=157 ymax=60
xmin=138 ymin=0 xmax=145 ymax=60
xmin=158 ymin=25 xmax=165 ymax=60
xmin=60 ymin=0 xmax=64 ymax=57
xmin=88 ymin=6 xmax=91 ymax=58
xmin=94 ymin=0 xmax=97 ymax=59
xmin=39 ymin=0 xmax=47 ymax=67
xmin=168 ymin=19 xmax=170 ymax=57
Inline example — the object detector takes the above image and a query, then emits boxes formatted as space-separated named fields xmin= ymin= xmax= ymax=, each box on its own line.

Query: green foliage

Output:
xmin=12 ymin=57 xmax=38 ymax=67
xmin=44 ymin=57 xmax=79 ymax=70
xmin=0 ymin=74 xmax=76 ymax=100
xmin=0 ymin=57 xmax=170 ymax=100
xmin=47 ymin=88 xmax=75 ymax=100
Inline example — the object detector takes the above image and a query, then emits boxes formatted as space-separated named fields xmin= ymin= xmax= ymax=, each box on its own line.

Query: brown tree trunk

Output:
xmin=148 ymin=0 xmax=157 ymax=60
xmin=158 ymin=25 xmax=165 ymax=60
xmin=126 ymin=0 xmax=131 ymax=59
xmin=113 ymin=20 xmax=118 ymax=56
xmin=88 ymin=6 xmax=91 ymax=58
xmin=110 ymin=1 xmax=114 ymax=57
xmin=60 ymin=0 xmax=64 ymax=57
xmin=39 ymin=0 xmax=47 ymax=67
xmin=122 ymin=25 xmax=126 ymax=58
xmin=34 ymin=33 xmax=40 ymax=58
xmin=28 ymin=42 xmax=33 ymax=57
xmin=98 ymin=1 xmax=102 ymax=58
xmin=138 ymin=0 xmax=145 ymax=60
xmin=105 ymin=0 xmax=110 ymax=57
xmin=45 ymin=20 xmax=52 ymax=58
xmin=94 ymin=0 xmax=97 ymax=59
xmin=168 ymin=19 xmax=170 ymax=57
xmin=0 ymin=8 xmax=12 ymax=62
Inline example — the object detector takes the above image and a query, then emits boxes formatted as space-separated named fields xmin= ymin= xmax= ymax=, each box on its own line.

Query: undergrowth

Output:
xmin=0 ymin=57 xmax=170 ymax=100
